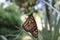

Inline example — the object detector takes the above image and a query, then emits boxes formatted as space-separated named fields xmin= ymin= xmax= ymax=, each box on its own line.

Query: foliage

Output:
xmin=0 ymin=3 xmax=23 ymax=40
xmin=14 ymin=0 xmax=37 ymax=7
xmin=0 ymin=0 xmax=60 ymax=40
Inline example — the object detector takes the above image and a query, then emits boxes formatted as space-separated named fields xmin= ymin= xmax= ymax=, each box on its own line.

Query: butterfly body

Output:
xmin=22 ymin=13 xmax=38 ymax=38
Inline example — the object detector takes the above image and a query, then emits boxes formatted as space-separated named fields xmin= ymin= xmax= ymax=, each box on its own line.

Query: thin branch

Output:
xmin=0 ymin=35 xmax=7 ymax=40
xmin=42 ymin=0 xmax=60 ymax=14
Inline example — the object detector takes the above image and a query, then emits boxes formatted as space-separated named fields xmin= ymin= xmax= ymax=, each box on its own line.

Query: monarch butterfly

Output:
xmin=22 ymin=13 xmax=38 ymax=38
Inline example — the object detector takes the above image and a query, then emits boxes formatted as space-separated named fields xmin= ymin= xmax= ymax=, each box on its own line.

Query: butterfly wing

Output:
xmin=22 ymin=14 xmax=38 ymax=38
xmin=22 ymin=17 xmax=33 ymax=32
xmin=30 ymin=26 xmax=38 ymax=38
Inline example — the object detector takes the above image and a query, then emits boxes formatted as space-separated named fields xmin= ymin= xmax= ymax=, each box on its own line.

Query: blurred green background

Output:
xmin=0 ymin=0 xmax=60 ymax=40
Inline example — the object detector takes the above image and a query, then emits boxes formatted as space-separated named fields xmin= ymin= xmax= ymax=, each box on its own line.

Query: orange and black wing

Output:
xmin=30 ymin=26 xmax=38 ymax=38
xmin=22 ymin=17 xmax=34 ymax=32
xmin=22 ymin=13 xmax=38 ymax=38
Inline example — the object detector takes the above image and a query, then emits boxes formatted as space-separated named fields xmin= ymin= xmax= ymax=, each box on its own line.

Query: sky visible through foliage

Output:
xmin=0 ymin=0 xmax=52 ymax=10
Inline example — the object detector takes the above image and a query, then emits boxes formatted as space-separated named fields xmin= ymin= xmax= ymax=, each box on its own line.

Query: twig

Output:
xmin=41 ymin=0 xmax=60 ymax=14
xmin=0 ymin=35 xmax=7 ymax=40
